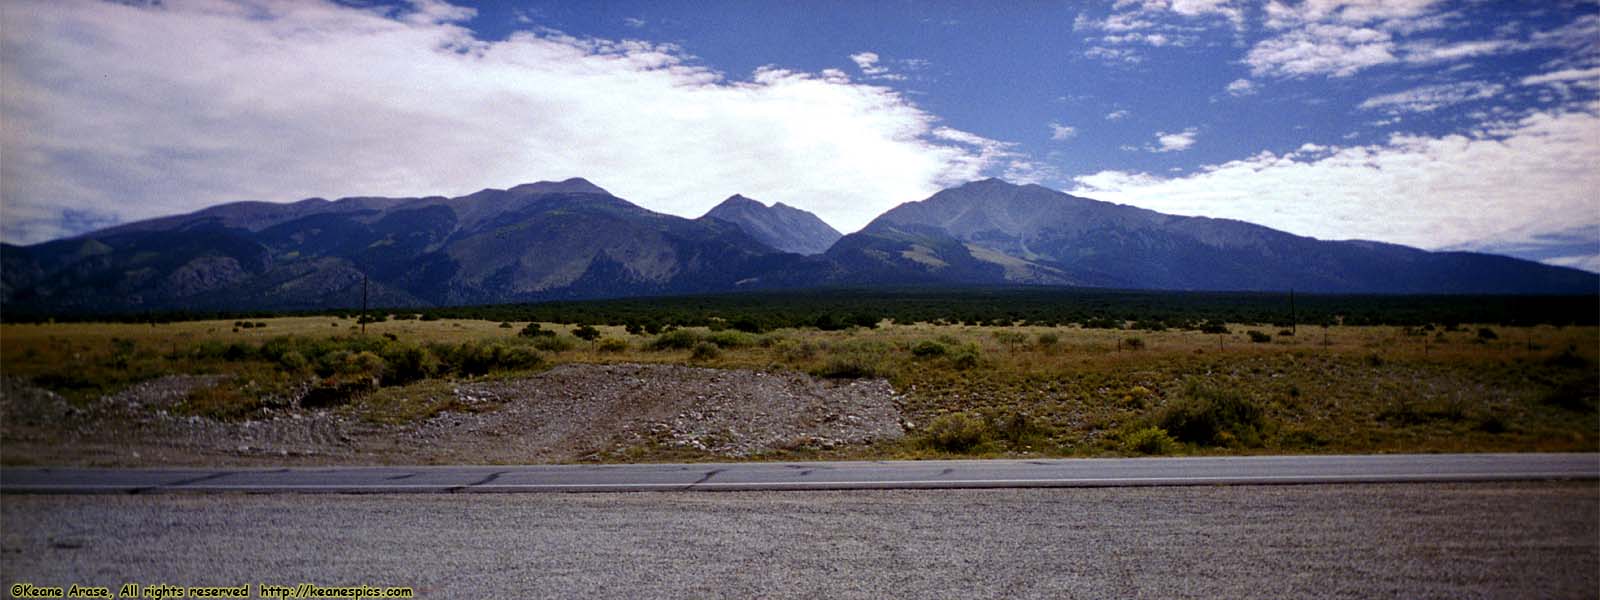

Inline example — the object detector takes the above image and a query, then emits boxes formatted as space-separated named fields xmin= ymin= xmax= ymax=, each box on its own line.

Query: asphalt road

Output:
xmin=2 ymin=482 xmax=1595 ymax=598
xmin=3 ymin=453 xmax=1596 ymax=493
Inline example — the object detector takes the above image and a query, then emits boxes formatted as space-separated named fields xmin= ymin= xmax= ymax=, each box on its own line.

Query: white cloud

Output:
xmin=848 ymin=50 xmax=908 ymax=81
xmin=0 ymin=1 xmax=1013 ymax=243
xmin=1074 ymin=0 xmax=1240 ymax=63
xmin=622 ymin=17 xmax=647 ymax=29
xmin=1084 ymin=45 xmax=1143 ymax=64
xmin=1151 ymin=128 xmax=1199 ymax=152
xmin=1246 ymin=23 xmax=1398 ymax=77
xmin=849 ymin=51 xmax=885 ymax=74
xmin=1545 ymin=253 xmax=1600 ymax=273
xmin=1072 ymin=103 xmax=1600 ymax=266
xmin=1049 ymin=122 xmax=1078 ymax=141
xmin=1522 ymin=67 xmax=1600 ymax=88
xmin=1225 ymin=78 xmax=1256 ymax=96
xmin=1262 ymin=0 xmax=1441 ymax=30
xmin=1105 ymin=109 xmax=1131 ymax=120
xmin=1358 ymin=81 xmax=1505 ymax=113
xmin=1402 ymin=39 xmax=1514 ymax=63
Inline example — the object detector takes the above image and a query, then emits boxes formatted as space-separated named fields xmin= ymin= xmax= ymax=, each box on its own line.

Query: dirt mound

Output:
xmin=408 ymin=363 xmax=906 ymax=462
xmin=0 ymin=364 xmax=906 ymax=466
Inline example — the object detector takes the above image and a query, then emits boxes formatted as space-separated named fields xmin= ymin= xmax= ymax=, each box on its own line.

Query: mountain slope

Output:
xmin=2 ymin=179 xmax=802 ymax=312
xmin=3 ymin=177 xmax=1593 ymax=314
xmin=848 ymin=178 xmax=1596 ymax=294
xmin=698 ymin=194 xmax=843 ymax=255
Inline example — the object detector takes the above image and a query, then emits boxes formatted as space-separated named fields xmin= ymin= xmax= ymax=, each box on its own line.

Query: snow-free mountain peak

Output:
xmin=700 ymin=194 xmax=843 ymax=255
xmin=507 ymin=177 xmax=612 ymax=196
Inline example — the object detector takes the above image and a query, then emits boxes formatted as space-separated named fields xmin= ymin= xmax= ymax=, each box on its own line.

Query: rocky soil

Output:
xmin=0 ymin=364 xmax=907 ymax=466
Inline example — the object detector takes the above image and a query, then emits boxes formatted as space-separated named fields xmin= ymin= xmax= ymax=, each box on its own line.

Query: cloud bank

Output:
xmin=1073 ymin=102 xmax=1600 ymax=270
xmin=0 ymin=0 xmax=1011 ymax=243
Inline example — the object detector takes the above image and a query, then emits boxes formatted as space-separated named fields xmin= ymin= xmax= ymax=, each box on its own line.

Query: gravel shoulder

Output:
xmin=1 ymin=364 xmax=906 ymax=466
xmin=2 ymin=482 xmax=1595 ymax=599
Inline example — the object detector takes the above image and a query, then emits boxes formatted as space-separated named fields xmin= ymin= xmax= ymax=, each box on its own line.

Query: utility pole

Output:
xmin=361 ymin=272 xmax=369 ymax=336
xmin=1289 ymin=288 xmax=1297 ymax=337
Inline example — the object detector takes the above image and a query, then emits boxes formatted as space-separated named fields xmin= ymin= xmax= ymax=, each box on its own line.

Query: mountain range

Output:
xmin=3 ymin=177 xmax=1593 ymax=314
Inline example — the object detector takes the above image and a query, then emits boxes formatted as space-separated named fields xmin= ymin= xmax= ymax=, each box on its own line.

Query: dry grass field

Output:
xmin=2 ymin=315 xmax=1595 ymax=464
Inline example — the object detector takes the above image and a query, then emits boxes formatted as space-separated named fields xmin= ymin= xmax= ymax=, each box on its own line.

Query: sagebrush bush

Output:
xmin=178 ymin=384 xmax=262 ymax=420
xmin=814 ymin=355 xmax=878 ymax=379
xmin=1246 ymin=330 xmax=1272 ymax=343
xmin=381 ymin=343 xmax=440 ymax=384
xmin=777 ymin=339 xmax=817 ymax=361
xmin=648 ymin=329 xmax=703 ymax=351
xmin=911 ymin=340 xmax=947 ymax=358
xmin=1155 ymin=382 xmax=1267 ymax=447
xmin=596 ymin=338 xmax=629 ymax=353
xmin=949 ymin=348 xmax=980 ymax=370
xmin=443 ymin=341 xmax=543 ymax=376
xmin=1121 ymin=426 xmax=1178 ymax=455
xmin=572 ymin=324 xmax=601 ymax=342
xmin=924 ymin=412 xmax=987 ymax=452
xmin=704 ymin=331 xmax=757 ymax=349
xmin=690 ymin=341 xmax=721 ymax=361
xmin=527 ymin=335 xmax=575 ymax=353
xmin=984 ymin=410 xmax=1052 ymax=449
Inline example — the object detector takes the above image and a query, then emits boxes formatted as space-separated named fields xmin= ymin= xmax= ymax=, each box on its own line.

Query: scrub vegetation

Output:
xmin=2 ymin=288 xmax=1596 ymax=463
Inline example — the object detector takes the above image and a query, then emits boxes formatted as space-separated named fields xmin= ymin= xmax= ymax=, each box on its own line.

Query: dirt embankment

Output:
xmin=0 ymin=364 xmax=907 ymax=466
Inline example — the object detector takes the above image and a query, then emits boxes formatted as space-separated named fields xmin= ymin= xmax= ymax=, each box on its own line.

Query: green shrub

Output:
xmin=814 ymin=355 xmax=879 ymax=379
xmin=1132 ymin=319 xmax=1167 ymax=332
xmin=572 ymin=324 xmax=602 ymax=342
xmin=1155 ymin=383 xmax=1267 ymax=447
xmin=777 ymin=340 xmax=817 ymax=361
xmin=1477 ymin=327 xmax=1499 ymax=341
xmin=178 ymin=384 xmax=263 ymax=421
xmin=847 ymin=313 xmax=881 ymax=329
xmin=597 ymin=338 xmax=629 ymax=353
xmin=1036 ymin=333 xmax=1059 ymax=348
xmin=338 ymin=351 xmax=386 ymax=380
xmin=519 ymin=322 xmax=555 ymax=338
xmin=1121 ymin=426 xmax=1178 ymax=455
xmin=1246 ymin=330 xmax=1272 ymax=343
xmin=690 ymin=341 xmax=721 ymax=361
xmin=648 ymin=329 xmax=703 ymax=350
xmin=444 ymin=342 xmax=543 ymax=376
xmin=992 ymin=331 xmax=1029 ymax=346
xmin=730 ymin=316 xmax=766 ymax=333
xmin=380 ymin=343 xmax=441 ymax=384
xmin=949 ymin=348 xmax=980 ymax=370
xmin=985 ymin=410 xmax=1052 ymax=449
xmin=910 ymin=340 xmax=948 ymax=358
xmin=527 ymin=335 xmax=575 ymax=353
xmin=1123 ymin=337 xmax=1146 ymax=350
xmin=704 ymin=331 xmax=757 ymax=349
xmin=276 ymin=350 xmax=309 ymax=373
xmin=923 ymin=412 xmax=987 ymax=452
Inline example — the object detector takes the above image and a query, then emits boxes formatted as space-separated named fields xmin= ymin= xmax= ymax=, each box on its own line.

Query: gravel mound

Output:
xmin=1 ymin=364 xmax=907 ymax=466
xmin=413 ymin=363 xmax=906 ymax=462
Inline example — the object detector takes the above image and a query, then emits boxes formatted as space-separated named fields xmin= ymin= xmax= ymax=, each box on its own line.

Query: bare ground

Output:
xmin=0 ymin=364 xmax=906 ymax=466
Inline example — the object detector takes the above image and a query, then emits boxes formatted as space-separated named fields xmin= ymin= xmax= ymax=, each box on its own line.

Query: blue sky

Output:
xmin=2 ymin=0 xmax=1597 ymax=269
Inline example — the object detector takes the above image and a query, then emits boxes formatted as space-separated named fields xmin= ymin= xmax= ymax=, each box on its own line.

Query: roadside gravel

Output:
xmin=3 ymin=482 xmax=1595 ymax=598
xmin=0 ymin=364 xmax=906 ymax=466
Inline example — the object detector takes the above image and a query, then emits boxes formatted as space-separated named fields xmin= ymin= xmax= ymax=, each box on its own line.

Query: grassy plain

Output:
xmin=2 ymin=314 xmax=1595 ymax=460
